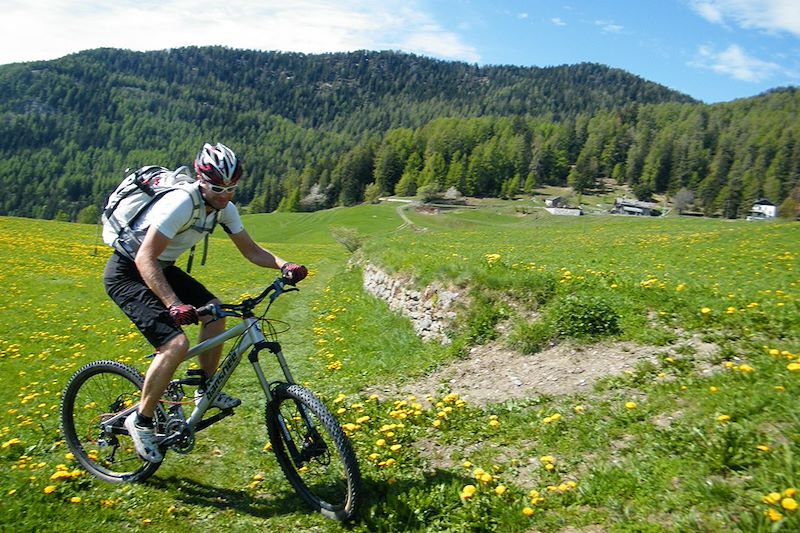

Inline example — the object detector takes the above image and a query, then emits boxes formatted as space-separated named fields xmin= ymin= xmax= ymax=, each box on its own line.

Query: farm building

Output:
xmin=545 ymin=196 xmax=568 ymax=208
xmin=544 ymin=195 xmax=582 ymax=215
xmin=611 ymin=198 xmax=662 ymax=217
xmin=746 ymin=198 xmax=777 ymax=220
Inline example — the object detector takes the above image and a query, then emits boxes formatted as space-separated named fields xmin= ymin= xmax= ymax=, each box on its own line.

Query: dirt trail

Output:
xmin=368 ymin=334 xmax=718 ymax=405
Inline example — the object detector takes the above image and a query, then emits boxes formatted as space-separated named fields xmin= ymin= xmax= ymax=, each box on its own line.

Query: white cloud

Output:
xmin=595 ymin=20 xmax=624 ymax=33
xmin=0 ymin=0 xmax=479 ymax=65
xmin=690 ymin=43 xmax=781 ymax=81
xmin=689 ymin=0 xmax=800 ymax=36
xmin=550 ymin=17 xmax=566 ymax=26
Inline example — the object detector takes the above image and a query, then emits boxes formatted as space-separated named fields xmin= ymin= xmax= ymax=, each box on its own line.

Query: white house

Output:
xmin=746 ymin=199 xmax=777 ymax=220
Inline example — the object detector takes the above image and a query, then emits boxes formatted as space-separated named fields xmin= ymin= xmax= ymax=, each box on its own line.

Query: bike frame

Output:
xmin=183 ymin=314 xmax=296 ymax=430
xmin=101 ymin=283 xmax=302 ymax=443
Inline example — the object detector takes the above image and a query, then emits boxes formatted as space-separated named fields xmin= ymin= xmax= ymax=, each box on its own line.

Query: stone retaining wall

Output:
xmin=362 ymin=263 xmax=461 ymax=344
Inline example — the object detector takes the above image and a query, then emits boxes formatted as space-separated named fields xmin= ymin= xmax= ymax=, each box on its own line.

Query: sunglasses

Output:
xmin=207 ymin=183 xmax=237 ymax=194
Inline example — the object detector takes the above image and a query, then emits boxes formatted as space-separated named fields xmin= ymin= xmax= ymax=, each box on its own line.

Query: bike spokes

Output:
xmin=266 ymin=384 xmax=361 ymax=521
xmin=61 ymin=361 xmax=161 ymax=483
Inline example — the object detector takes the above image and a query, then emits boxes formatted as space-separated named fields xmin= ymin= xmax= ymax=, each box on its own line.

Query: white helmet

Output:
xmin=194 ymin=142 xmax=242 ymax=186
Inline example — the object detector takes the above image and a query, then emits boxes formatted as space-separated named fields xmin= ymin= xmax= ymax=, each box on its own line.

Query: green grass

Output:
xmin=1 ymin=205 xmax=799 ymax=532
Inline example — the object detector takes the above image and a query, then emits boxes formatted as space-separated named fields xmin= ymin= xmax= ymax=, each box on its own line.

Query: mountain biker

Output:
xmin=104 ymin=142 xmax=307 ymax=463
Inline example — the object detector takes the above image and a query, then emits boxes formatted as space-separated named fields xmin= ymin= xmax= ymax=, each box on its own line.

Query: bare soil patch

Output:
xmin=368 ymin=334 xmax=718 ymax=406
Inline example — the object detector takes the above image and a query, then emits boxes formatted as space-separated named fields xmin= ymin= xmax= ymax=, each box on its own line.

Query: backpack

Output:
xmin=101 ymin=165 xmax=215 ymax=271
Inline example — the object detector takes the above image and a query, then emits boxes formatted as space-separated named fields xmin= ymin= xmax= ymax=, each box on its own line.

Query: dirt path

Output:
xmin=368 ymin=334 xmax=718 ymax=405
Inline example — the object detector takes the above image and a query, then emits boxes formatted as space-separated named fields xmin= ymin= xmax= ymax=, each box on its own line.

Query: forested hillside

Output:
xmin=0 ymin=46 xmax=797 ymax=220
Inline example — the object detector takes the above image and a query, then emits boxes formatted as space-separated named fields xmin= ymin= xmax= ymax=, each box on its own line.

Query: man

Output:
xmin=103 ymin=142 xmax=307 ymax=463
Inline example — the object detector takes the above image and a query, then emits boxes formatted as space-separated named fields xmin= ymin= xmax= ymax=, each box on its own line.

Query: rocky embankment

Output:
xmin=361 ymin=263 xmax=461 ymax=344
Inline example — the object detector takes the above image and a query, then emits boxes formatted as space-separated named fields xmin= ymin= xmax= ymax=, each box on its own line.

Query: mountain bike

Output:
xmin=60 ymin=277 xmax=361 ymax=521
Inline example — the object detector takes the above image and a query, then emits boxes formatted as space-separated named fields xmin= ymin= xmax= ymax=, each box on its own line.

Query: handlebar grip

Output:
xmin=196 ymin=303 xmax=221 ymax=320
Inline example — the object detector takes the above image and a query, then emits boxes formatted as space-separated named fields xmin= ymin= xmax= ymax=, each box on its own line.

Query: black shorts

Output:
xmin=103 ymin=252 xmax=216 ymax=348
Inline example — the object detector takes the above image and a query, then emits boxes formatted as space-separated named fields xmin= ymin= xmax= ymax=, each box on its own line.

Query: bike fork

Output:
xmin=249 ymin=345 xmax=322 ymax=464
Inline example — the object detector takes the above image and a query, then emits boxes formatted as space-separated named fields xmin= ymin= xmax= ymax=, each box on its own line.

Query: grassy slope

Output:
xmin=1 ymin=205 xmax=798 ymax=532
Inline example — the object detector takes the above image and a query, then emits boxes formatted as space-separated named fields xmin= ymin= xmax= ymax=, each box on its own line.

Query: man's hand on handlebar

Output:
xmin=169 ymin=303 xmax=199 ymax=326
xmin=281 ymin=263 xmax=308 ymax=285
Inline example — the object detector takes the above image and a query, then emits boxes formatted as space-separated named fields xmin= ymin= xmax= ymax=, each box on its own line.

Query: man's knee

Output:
xmin=158 ymin=333 xmax=190 ymax=361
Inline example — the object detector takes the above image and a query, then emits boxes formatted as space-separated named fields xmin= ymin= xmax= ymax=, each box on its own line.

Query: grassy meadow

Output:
xmin=1 ymin=203 xmax=798 ymax=532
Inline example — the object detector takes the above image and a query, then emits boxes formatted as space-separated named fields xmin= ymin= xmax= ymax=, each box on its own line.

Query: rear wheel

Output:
xmin=61 ymin=360 xmax=162 ymax=483
xmin=266 ymin=383 xmax=361 ymax=521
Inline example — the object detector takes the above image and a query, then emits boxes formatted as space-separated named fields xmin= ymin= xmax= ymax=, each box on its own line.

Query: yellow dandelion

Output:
xmin=43 ymin=485 xmax=57 ymax=494
xmin=782 ymin=498 xmax=798 ymax=511
xmin=460 ymin=484 xmax=477 ymax=499
xmin=764 ymin=492 xmax=782 ymax=505
xmin=717 ymin=414 xmax=731 ymax=423
xmin=701 ymin=307 xmax=711 ymax=315
xmin=625 ymin=401 xmax=637 ymax=410
xmin=495 ymin=485 xmax=507 ymax=496
xmin=767 ymin=508 xmax=783 ymax=522
xmin=70 ymin=496 xmax=81 ymax=503
xmin=2 ymin=437 xmax=21 ymax=449
xmin=522 ymin=506 xmax=535 ymax=517
xmin=757 ymin=445 xmax=770 ymax=452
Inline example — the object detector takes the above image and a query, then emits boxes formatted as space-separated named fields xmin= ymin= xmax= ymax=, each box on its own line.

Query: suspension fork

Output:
xmin=250 ymin=342 xmax=321 ymax=463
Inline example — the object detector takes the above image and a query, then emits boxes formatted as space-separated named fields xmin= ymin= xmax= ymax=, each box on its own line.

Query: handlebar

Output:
xmin=197 ymin=276 xmax=298 ymax=320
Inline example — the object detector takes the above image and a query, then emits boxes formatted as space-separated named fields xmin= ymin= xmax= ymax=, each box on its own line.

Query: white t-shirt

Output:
xmin=132 ymin=186 xmax=244 ymax=262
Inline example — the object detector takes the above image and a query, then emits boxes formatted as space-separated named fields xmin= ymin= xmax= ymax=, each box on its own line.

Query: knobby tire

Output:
xmin=265 ymin=383 xmax=361 ymax=521
xmin=61 ymin=360 xmax=161 ymax=483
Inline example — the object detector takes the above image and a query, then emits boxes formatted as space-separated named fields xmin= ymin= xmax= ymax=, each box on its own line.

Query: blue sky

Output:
xmin=2 ymin=0 xmax=799 ymax=103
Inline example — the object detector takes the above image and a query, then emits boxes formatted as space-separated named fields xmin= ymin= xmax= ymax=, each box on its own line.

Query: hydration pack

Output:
xmin=101 ymin=166 xmax=214 ymax=271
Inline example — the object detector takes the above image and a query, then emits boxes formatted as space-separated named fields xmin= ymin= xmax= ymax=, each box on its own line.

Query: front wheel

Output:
xmin=60 ymin=360 xmax=162 ymax=483
xmin=266 ymin=383 xmax=361 ymax=521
